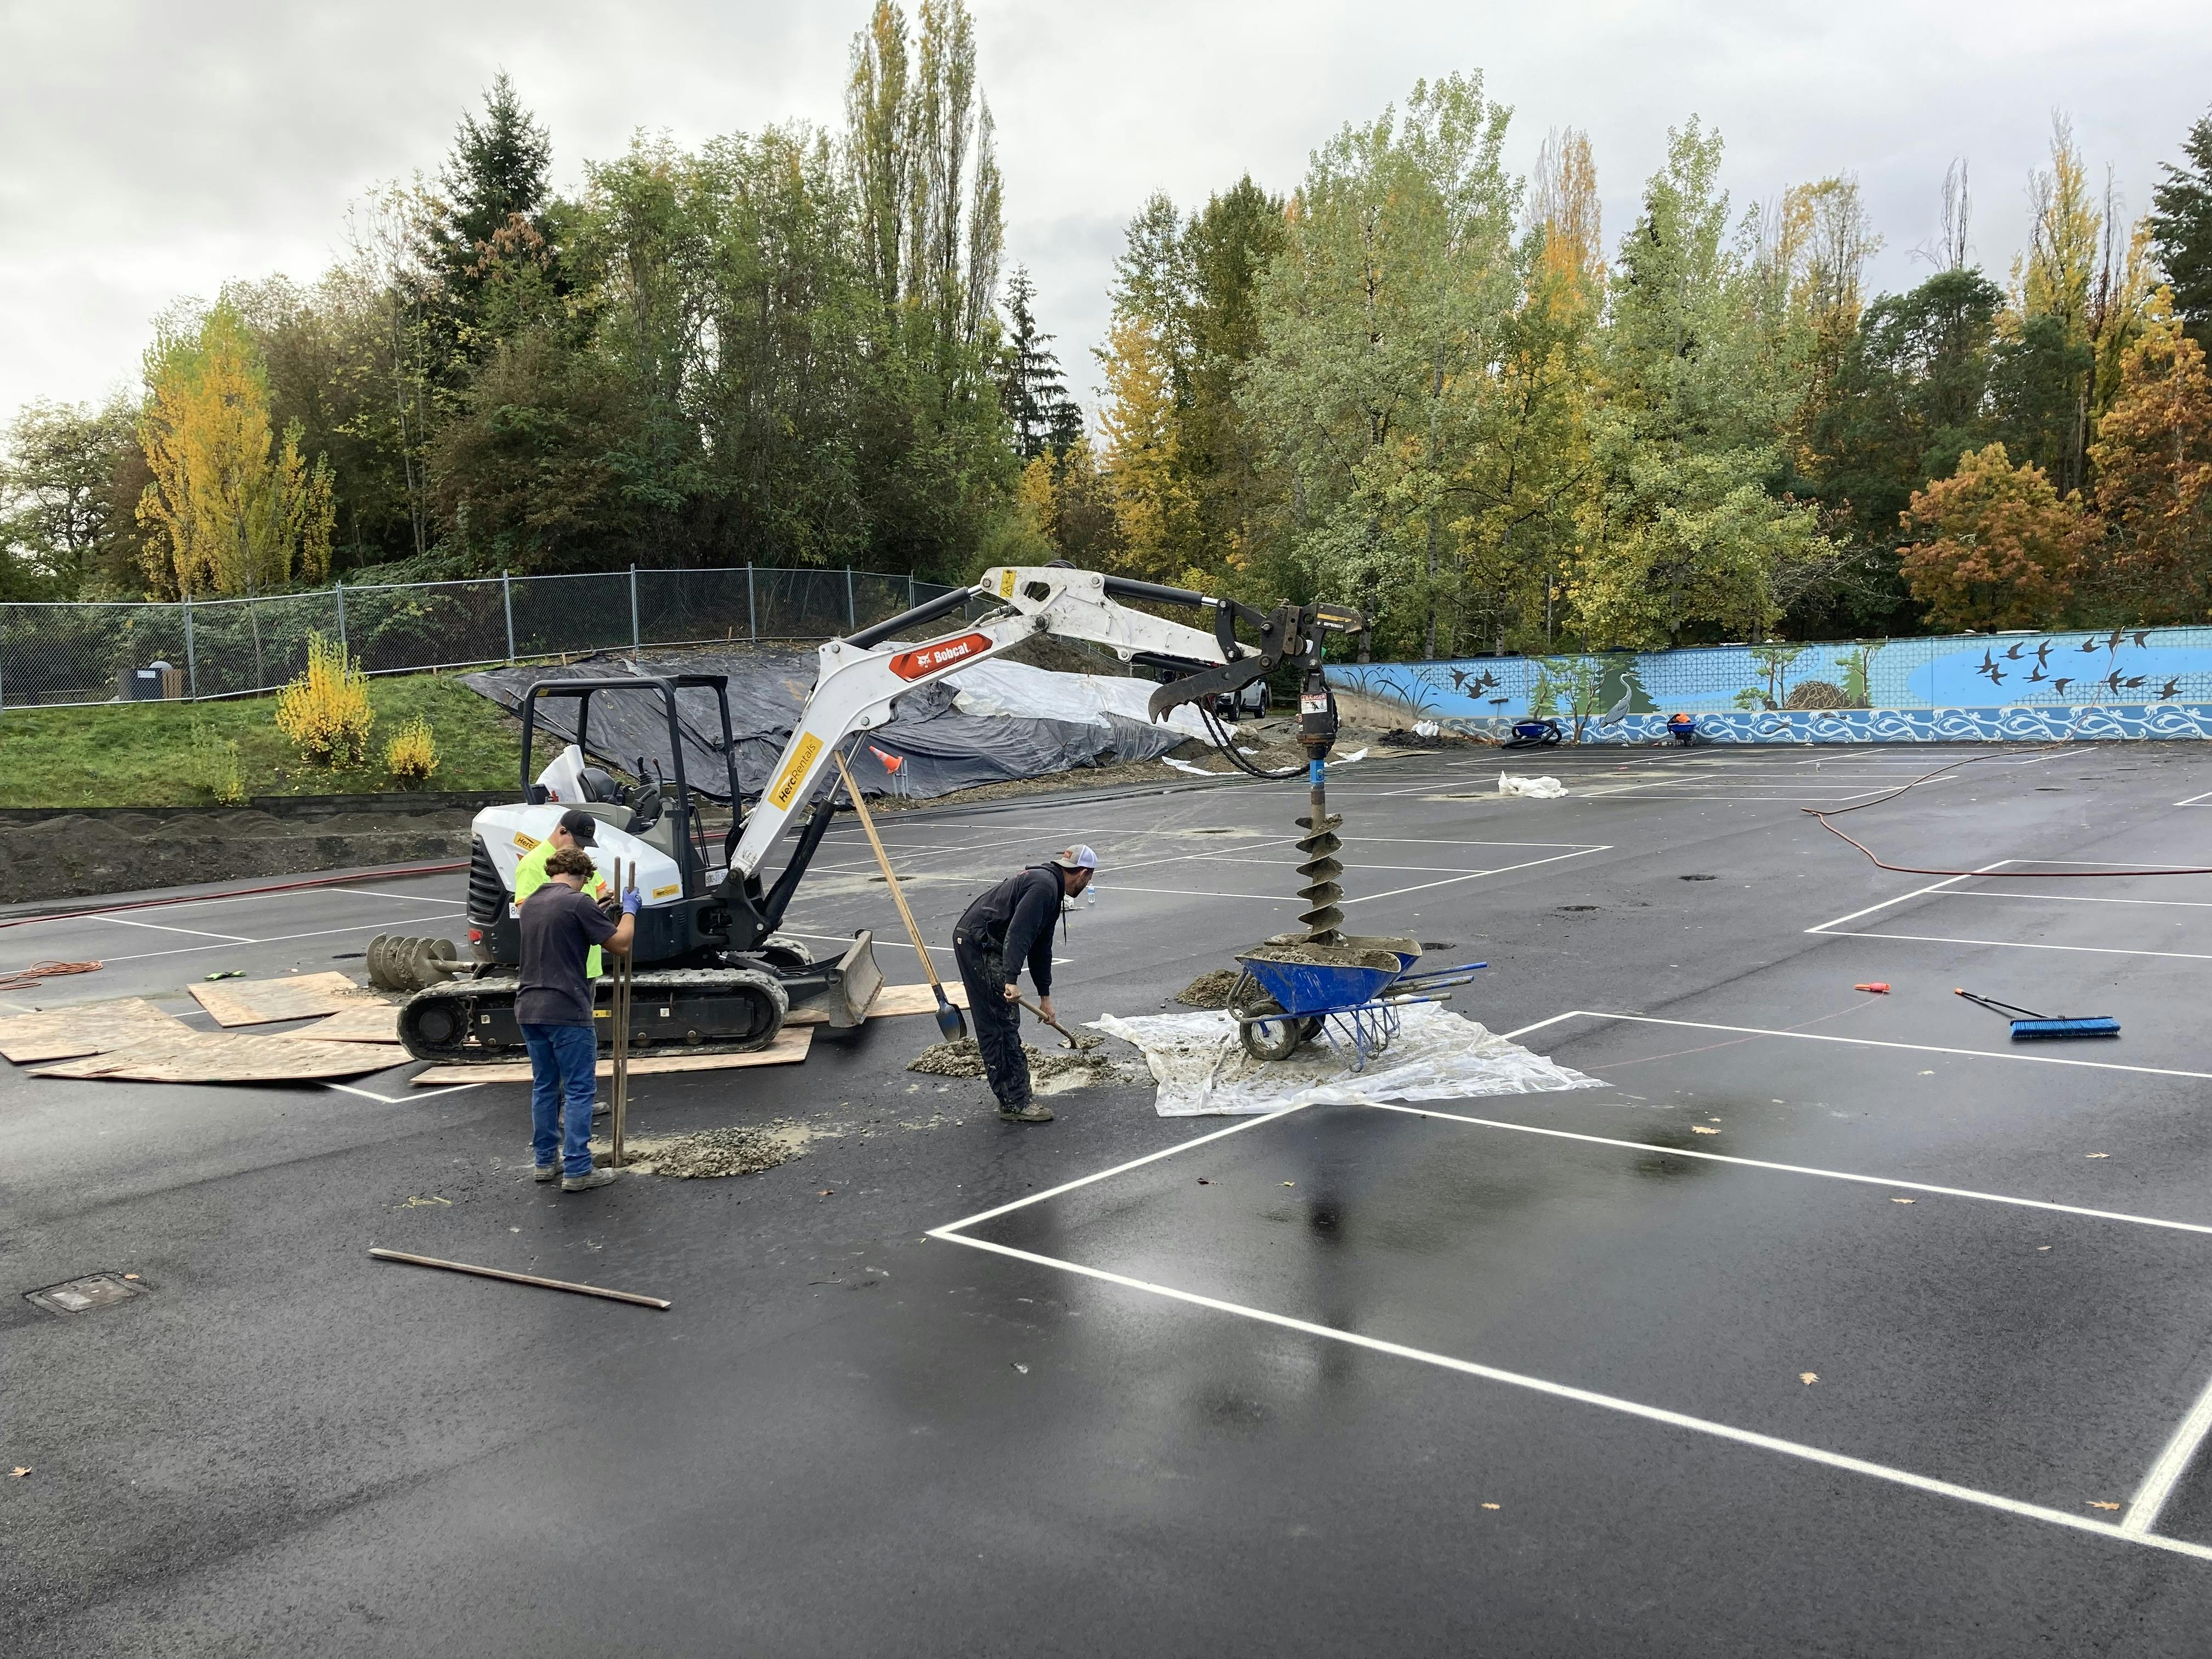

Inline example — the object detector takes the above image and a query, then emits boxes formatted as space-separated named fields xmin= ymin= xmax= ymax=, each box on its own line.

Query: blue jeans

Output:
xmin=522 ymin=1023 xmax=599 ymax=1177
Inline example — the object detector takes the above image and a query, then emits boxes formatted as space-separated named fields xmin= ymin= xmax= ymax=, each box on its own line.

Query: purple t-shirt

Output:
xmin=516 ymin=883 xmax=619 ymax=1026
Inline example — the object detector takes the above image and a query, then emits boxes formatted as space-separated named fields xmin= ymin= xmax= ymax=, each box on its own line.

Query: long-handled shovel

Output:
xmin=832 ymin=750 xmax=967 ymax=1042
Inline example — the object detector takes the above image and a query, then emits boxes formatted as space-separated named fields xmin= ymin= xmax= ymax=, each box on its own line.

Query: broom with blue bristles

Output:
xmin=1954 ymin=989 xmax=2120 ymax=1041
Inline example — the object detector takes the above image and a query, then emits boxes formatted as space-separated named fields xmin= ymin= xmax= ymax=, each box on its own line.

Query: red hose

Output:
xmin=0 ymin=860 xmax=468 ymax=932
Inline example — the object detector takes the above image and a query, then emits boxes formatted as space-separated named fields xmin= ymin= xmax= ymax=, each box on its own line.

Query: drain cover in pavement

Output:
xmin=26 ymin=1273 xmax=148 ymax=1316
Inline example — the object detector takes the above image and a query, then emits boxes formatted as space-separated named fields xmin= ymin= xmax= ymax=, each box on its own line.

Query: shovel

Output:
xmin=1014 ymin=993 xmax=1087 ymax=1051
xmin=832 ymin=750 xmax=967 ymax=1043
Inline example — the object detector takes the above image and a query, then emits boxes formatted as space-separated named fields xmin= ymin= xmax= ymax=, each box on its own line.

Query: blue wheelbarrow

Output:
xmin=1229 ymin=944 xmax=1487 ymax=1071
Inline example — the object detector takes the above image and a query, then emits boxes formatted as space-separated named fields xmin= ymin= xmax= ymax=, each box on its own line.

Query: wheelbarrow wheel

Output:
xmin=1238 ymin=994 xmax=1307 ymax=1062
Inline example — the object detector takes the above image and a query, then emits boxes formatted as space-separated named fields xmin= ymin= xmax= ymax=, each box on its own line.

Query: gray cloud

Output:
xmin=2 ymin=0 xmax=2208 ymax=421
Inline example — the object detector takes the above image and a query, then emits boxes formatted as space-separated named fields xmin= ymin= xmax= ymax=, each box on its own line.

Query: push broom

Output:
xmin=1953 ymin=989 xmax=2120 ymax=1041
xmin=832 ymin=749 xmax=967 ymax=1043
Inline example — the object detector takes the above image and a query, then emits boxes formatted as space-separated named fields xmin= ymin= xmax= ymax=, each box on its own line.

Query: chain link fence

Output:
xmin=0 ymin=566 xmax=961 ymax=709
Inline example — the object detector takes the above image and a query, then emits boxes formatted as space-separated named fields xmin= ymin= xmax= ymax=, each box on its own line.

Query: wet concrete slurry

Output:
xmin=9 ymin=745 xmax=2212 ymax=1652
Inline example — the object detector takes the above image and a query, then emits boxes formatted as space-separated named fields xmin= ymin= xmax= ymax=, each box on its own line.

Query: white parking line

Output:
xmin=325 ymin=1080 xmax=483 ymax=1104
xmin=928 ymin=1235 xmax=2212 ymax=1566
xmin=1832 ymin=932 xmax=2212 ymax=964
xmin=1534 ymin=1011 xmax=2212 ymax=1081
xmin=1807 ymin=866 xmax=2012 ymax=933
xmin=22 ymin=915 xmax=465 ymax=967
xmin=85 ymin=914 xmax=255 ymax=942
xmin=1355 ymin=1100 xmax=2212 ymax=1237
xmin=1350 ymin=845 xmax=1610 ymax=905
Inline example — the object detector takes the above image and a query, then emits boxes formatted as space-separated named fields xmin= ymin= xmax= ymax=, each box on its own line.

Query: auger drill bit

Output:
xmin=1294 ymin=805 xmax=1345 ymax=943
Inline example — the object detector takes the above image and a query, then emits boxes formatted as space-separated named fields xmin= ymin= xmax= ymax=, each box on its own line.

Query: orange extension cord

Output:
xmin=0 ymin=960 xmax=104 ymax=995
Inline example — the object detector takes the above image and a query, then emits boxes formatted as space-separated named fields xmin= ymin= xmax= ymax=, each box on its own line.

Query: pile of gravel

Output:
xmin=621 ymin=1125 xmax=800 ymax=1179
xmin=907 ymin=1039 xmax=1114 ymax=1085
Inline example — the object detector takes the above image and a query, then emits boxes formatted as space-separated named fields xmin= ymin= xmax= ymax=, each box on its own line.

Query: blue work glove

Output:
xmin=621 ymin=886 xmax=642 ymax=916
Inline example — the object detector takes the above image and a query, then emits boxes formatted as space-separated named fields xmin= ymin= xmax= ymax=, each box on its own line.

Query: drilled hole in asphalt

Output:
xmin=1679 ymin=874 xmax=1718 ymax=882
xmin=1557 ymin=905 xmax=1599 ymax=912
xmin=1419 ymin=940 xmax=1458 ymax=950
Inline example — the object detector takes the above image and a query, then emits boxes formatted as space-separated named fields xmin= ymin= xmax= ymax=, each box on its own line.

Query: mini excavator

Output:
xmin=397 ymin=565 xmax=1368 ymax=1064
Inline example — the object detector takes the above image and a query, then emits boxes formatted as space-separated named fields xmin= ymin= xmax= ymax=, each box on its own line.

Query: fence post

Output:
xmin=629 ymin=565 xmax=641 ymax=652
xmin=746 ymin=563 xmax=756 ymax=641
xmin=501 ymin=572 xmax=516 ymax=663
xmin=907 ymin=572 xmax=916 ymax=610
xmin=845 ymin=564 xmax=855 ymax=632
xmin=334 ymin=580 xmax=346 ymax=654
xmin=183 ymin=594 xmax=198 ymax=698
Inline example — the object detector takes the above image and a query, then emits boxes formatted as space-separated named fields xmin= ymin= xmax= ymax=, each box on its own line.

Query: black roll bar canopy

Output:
xmin=516 ymin=675 xmax=743 ymax=812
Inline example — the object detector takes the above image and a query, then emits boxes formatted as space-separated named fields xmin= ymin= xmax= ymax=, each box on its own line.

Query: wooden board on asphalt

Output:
xmin=191 ymin=972 xmax=381 ymax=1027
xmin=272 ymin=1002 xmax=404 ymax=1044
xmin=410 ymin=1026 xmax=813 ymax=1086
xmin=788 ymin=980 xmax=968 ymax=1026
xmin=0 ymin=997 xmax=194 ymax=1064
xmin=32 ymin=1030 xmax=398 ymax=1082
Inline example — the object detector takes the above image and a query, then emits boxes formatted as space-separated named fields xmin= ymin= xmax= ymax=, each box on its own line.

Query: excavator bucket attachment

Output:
xmin=820 ymin=930 xmax=885 ymax=1028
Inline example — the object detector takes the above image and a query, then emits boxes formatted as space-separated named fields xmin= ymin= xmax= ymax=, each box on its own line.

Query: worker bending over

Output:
xmin=953 ymin=845 xmax=1096 ymax=1125
xmin=520 ymin=845 xmax=637 ymax=1191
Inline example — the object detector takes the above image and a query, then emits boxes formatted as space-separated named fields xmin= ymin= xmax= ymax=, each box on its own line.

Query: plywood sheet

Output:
xmin=411 ymin=1026 xmax=812 ymax=1086
xmin=787 ymin=980 xmax=969 ymax=1026
xmin=32 ymin=1030 xmax=397 ymax=1083
xmin=273 ymin=1003 xmax=403 ymax=1045
xmin=191 ymin=972 xmax=379 ymax=1027
xmin=0 ymin=997 xmax=192 ymax=1064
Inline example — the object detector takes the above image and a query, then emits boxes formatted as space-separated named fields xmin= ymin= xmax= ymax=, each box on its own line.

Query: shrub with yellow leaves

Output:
xmin=383 ymin=715 xmax=439 ymax=786
xmin=273 ymin=632 xmax=375 ymax=769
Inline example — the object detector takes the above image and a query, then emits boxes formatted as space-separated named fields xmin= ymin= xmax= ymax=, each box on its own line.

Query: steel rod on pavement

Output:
xmin=369 ymin=1248 xmax=670 ymax=1309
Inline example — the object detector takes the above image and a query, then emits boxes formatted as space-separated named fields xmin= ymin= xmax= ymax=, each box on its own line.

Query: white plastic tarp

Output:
xmin=947 ymin=659 xmax=1222 ymax=742
xmin=1090 ymin=1003 xmax=1604 ymax=1116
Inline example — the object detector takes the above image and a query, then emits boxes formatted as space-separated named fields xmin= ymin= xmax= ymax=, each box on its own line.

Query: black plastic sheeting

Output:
xmin=463 ymin=647 xmax=1188 ymax=805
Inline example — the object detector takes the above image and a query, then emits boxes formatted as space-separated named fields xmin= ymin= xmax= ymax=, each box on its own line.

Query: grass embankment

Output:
xmin=1 ymin=675 xmax=521 ymax=808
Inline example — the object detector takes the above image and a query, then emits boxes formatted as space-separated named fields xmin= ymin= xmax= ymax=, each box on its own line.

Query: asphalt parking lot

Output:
xmin=9 ymin=742 xmax=2212 ymax=1655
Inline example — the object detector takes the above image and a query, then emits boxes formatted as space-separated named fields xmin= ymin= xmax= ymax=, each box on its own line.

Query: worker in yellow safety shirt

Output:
xmin=515 ymin=808 xmax=614 ymax=979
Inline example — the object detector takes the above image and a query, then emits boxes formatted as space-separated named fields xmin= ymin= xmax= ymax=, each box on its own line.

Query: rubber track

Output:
xmin=398 ymin=967 xmax=789 ymax=1064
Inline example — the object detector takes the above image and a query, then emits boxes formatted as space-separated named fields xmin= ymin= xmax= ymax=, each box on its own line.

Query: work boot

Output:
xmin=998 ymin=1102 xmax=1054 ymax=1125
xmin=561 ymin=1167 xmax=617 ymax=1193
xmin=532 ymin=1163 xmax=559 ymax=1183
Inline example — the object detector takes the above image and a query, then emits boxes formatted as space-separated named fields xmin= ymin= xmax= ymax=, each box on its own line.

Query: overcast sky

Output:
xmin=3 ymin=0 xmax=2208 ymax=424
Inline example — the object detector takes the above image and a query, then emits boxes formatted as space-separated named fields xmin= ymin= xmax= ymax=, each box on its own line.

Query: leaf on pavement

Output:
xmin=2084 ymin=1153 xmax=2109 ymax=1159
xmin=1892 ymin=1197 xmax=1915 ymax=1204
xmin=1799 ymin=1372 xmax=1819 ymax=1385
xmin=1691 ymin=1125 xmax=1720 ymax=1135
xmin=2087 ymin=1500 xmax=2121 ymax=1511
xmin=7 ymin=1468 xmax=27 ymax=1478
xmin=1480 ymin=1502 xmax=1500 ymax=1510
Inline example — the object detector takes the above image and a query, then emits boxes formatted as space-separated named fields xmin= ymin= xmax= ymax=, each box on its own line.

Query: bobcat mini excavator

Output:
xmin=396 ymin=565 xmax=1365 ymax=1064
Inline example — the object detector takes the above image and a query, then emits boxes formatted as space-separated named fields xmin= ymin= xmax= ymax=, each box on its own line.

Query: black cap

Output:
xmin=556 ymin=808 xmax=598 ymax=845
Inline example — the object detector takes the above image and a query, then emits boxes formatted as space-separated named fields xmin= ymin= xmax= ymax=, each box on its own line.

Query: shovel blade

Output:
xmin=934 ymin=990 xmax=968 ymax=1043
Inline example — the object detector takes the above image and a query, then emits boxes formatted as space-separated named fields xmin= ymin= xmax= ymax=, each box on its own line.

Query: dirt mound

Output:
xmin=1176 ymin=969 xmax=1244 ymax=1009
xmin=907 ymin=1038 xmax=1114 ymax=1086
xmin=0 ymin=809 xmax=473 ymax=905
xmin=613 ymin=1123 xmax=804 ymax=1178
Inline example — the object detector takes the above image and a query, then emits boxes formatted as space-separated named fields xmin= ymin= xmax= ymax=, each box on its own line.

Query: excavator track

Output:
xmin=398 ymin=967 xmax=789 ymax=1065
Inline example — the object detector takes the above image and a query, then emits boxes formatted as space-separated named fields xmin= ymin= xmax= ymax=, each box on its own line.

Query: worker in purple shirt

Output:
xmin=952 ymin=845 xmax=1095 ymax=1124
xmin=518 ymin=845 xmax=637 ymax=1190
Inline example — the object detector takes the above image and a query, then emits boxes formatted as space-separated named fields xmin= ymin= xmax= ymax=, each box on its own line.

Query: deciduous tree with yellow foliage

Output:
xmin=135 ymin=302 xmax=335 ymax=597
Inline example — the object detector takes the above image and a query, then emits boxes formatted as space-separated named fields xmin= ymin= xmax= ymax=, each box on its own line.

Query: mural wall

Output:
xmin=1326 ymin=627 xmax=2212 ymax=744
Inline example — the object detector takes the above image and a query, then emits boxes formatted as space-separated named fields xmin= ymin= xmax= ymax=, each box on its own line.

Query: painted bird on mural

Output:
xmin=2106 ymin=629 xmax=2129 ymax=651
xmin=2159 ymin=678 xmax=2181 ymax=699
xmin=2102 ymin=670 xmax=2128 ymax=694
xmin=2035 ymin=641 xmax=2053 ymax=668
xmin=2054 ymin=678 xmax=2073 ymax=695
xmin=2080 ymin=637 xmax=2104 ymax=653
xmin=2027 ymin=667 xmax=2050 ymax=682
xmin=2124 ymin=675 xmax=2147 ymax=690
xmin=2003 ymin=641 xmax=2028 ymax=659
xmin=2132 ymin=630 xmax=2153 ymax=648
xmin=1976 ymin=651 xmax=2006 ymax=686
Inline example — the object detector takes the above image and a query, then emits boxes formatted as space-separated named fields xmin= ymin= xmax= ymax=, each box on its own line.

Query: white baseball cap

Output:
xmin=1052 ymin=845 xmax=1099 ymax=871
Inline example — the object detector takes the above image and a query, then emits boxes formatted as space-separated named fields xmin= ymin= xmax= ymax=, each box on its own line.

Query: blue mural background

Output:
xmin=1326 ymin=625 xmax=2212 ymax=744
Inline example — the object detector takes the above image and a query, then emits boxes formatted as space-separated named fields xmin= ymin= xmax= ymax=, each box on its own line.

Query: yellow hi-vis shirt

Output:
xmin=514 ymin=842 xmax=613 ymax=980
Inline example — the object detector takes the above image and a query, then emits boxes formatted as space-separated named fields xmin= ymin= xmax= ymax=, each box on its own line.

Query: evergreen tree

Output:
xmin=432 ymin=74 xmax=565 ymax=363
xmin=997 ymin=267 xmax=1079 ymax=459
xmin=2151 ymin=105 xmax=2212 ymax=351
